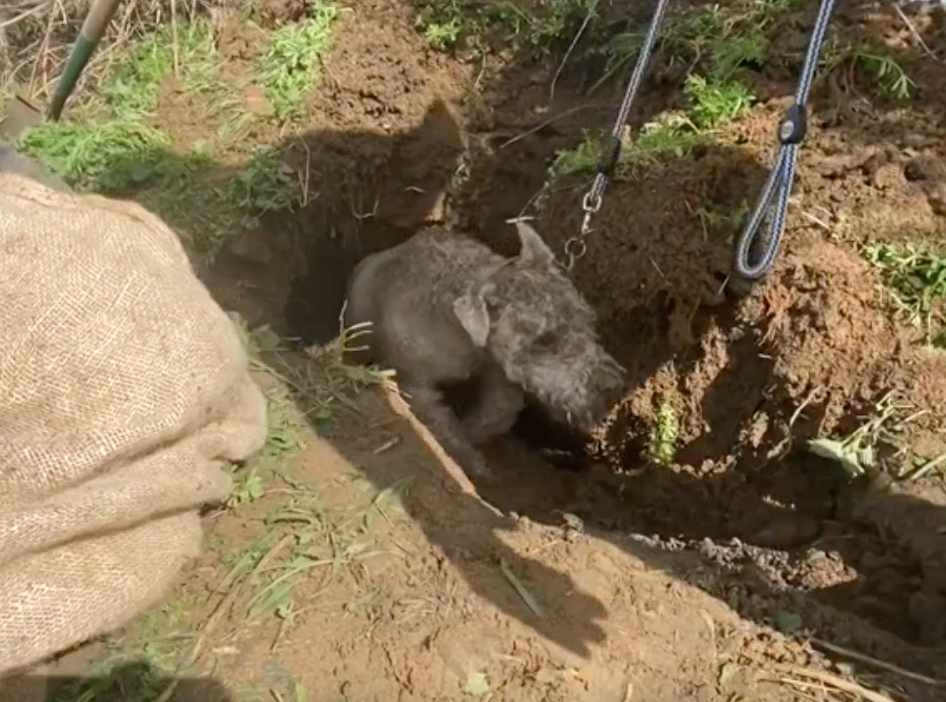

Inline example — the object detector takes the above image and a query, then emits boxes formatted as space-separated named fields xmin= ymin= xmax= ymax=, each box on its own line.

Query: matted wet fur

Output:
xmin=342 ymin=221 xmax=624 ymax=479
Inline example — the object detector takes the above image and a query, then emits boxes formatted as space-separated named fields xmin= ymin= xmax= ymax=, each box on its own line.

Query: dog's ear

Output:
xmin=515 ymin=221 xmax=555 ymax=267
xmin=452 ymin=283 xmax=495 ymax=347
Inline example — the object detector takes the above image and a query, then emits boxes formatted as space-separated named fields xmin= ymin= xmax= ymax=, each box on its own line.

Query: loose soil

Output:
xmin=43 ymin=0 xmax=946 ymax=699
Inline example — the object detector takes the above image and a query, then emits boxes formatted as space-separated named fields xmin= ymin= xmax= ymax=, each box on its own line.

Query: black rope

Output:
xmin=566 ymin=0 xmax=672 ymax=269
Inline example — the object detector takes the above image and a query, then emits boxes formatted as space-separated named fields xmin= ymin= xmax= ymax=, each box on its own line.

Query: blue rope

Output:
xmin=733 ymin=0 xmax=945 ymax=282
xmin=731 ymin=0 xmax=837 ymax=282
xmin=576 ymin=0 xmax=942 ymax=278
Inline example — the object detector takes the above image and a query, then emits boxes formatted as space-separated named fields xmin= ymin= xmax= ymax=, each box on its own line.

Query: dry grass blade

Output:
xmin=777 ymin=667 xmax=898 ymax=702
xmin=902 ymin=449 xmax=946 ymax=482
xmin=500 ymin=558 xmax=544 ymax=619
xmin=0 ymin=1 xmax=52 ymax=32
xmin=811 ymin=638 xmax=946 ymax=687
xmin=1 ymin=0 xmax=214 ymax=100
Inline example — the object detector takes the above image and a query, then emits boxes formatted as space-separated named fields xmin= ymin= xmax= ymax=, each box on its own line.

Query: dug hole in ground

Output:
xmin=4 ymin=0 xmax=946 ymax=700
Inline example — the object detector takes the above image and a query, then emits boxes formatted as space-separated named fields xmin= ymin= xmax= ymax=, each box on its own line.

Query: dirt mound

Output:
xmin=227 ymin=0 xmax=946 ymax=659
xmin=490 ymin=1 xmax=946 ymax=654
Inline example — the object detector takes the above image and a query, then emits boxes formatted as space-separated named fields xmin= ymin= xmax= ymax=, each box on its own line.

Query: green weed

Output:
xmin=17 ymin=120 xmax=171 ymax=191
xmin=230 ymin=148 xmax=305 ymax=226
xmin=808 ymin=391 xmax=909 ymax=479
xmin=696 ymin=199 xmax=752 ymax=244
xmin=422 ymin=17 xmax=463 ymax=50
xmin=550 ymin=131 xmax=603 ymax=177
xmin=648 ymin=402 xmax=680 ymax=466
xmin=105 ymin=19 xmax=218 ymax=118
xmin=821 ymin=36 xmax=916 ymax=101
xmin=549 ymin=112 xmax=706 ymax=181
xmin=228 ymin=465 xmax=267 ymax=507
xmin=856 ymin=52 xmax=915 ymax=100
xmin=684 ymin=74 xmax=755 ymax=129
xmin=255 ymin=3 xmax=340 ymax=122
xmin=412 ymin=0 xmax=603 ymax=55
xmin=623 ymin=112 xmax=707 ymax=167
xmin=862 ymin=243 xmax=946 ymax=346
xmin=594 ymin=3 xmax=763 ymax=133
xmin=660 ymin=4 xmax=726 ymax=65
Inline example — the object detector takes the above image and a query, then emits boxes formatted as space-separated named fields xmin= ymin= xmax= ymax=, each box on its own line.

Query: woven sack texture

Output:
xmin=0 ymin=174 xmax=268 ymax=675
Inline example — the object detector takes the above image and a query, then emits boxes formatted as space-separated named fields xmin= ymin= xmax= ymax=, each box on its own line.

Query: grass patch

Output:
xmin=627 ymin=113 xmax=706 ymax=163
xmin=862 ymin=243 xmax=946 ymax=347
xmin=550 ymin=2 xmax=778 ymax=184
xmin=684 ymin=74 xmax=755 ymax=129
xmin=255 ymin=2 xmax=340 ymax=122
xmin=549 ymin=130 xmax=604 ymax=177
xmin=10 ymin=11 xmax=319 ymax=260
xmin=17 ymin=120 xmax=171 ymax=191
xmin=18 ymin=120 xmax=303 ymax=257
xmin=105 ymin=18 xmax=218 ymax=119
xmin=549 ymin=111 xmax=707 ymax=179
xmin=231 ymin=148 xmax=306 ymax=225
xmin=412 ymin=0 xmax=604 ymax=55
xmin=604 ymin=2 xmax=771 ymax=126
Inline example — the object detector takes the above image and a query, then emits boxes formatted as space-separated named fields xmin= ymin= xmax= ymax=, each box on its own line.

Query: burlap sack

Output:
xmin=0 ymin=174 xmax=268 ymax=679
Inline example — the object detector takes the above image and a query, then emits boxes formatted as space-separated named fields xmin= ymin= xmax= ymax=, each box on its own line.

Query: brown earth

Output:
xmin=209 ymin=0 xmax=946 ymax=693
xmin=34 ymin=0 xmax=946 ymax=699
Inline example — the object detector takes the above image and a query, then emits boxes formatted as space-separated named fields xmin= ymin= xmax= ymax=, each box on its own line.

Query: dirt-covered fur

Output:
xmin=342 ymin=221 xmax=625 ymax=479
xmin=0 ymin=141 xmax=69 ymax=191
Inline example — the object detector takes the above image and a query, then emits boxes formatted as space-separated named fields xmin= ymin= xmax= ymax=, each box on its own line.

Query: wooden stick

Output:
xmin=811 ymin=638 xmax=945 ymax=687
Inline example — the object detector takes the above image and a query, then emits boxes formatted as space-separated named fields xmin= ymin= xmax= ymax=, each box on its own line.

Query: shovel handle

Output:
xmin=48 ymin=0 xmax=125 ymax=121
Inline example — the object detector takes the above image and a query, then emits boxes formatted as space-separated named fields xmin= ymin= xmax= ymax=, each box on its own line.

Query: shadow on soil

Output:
xmin=207 ymin=105 xmax=946 ymax=698
xmin=37 ymin=663 xmax=233 ymax=702
xmin=19 ymin=0 xmax=946 ymax=696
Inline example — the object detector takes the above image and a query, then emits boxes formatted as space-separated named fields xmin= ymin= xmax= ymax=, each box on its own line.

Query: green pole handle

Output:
xmin=47 ymin=0 xmax=124 ymax=121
